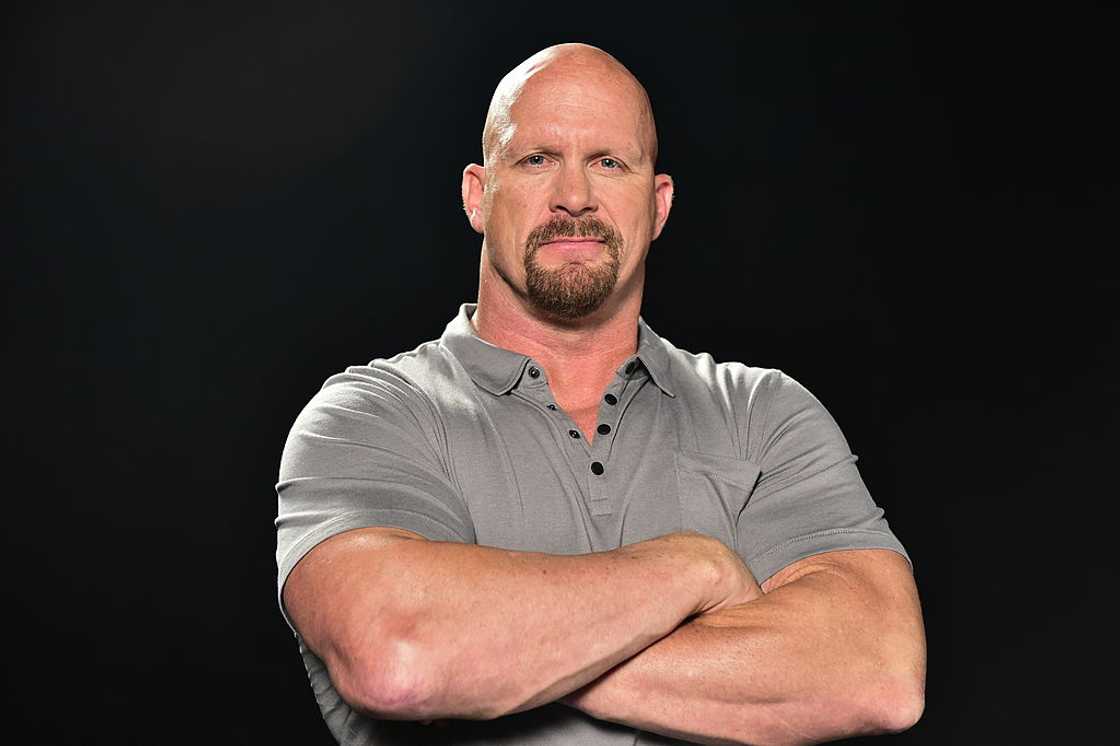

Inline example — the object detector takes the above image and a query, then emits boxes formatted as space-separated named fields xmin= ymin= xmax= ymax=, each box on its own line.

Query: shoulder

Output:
xmin=281 ymin=339 xmax=468 ymax=465
xmin=656 ymin=334 xmax=792 ymax=410
xmin=300 ymin=338 xmax=465 ymax=419
xmin=654 ymin=334 xmax=840 ymax=460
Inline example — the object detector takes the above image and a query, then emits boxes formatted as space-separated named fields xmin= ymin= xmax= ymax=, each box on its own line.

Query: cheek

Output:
xmin=483 ymin=199 xmax=534 ymax=266
xmin=491 ymin=191 xmax=545 ymax=242
xmin=611 ymin=195 xmax=656 ymax=244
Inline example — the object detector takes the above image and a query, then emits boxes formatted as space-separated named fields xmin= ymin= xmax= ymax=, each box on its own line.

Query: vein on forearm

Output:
xmin=320 ymin=536 xmax=710 ymax=719
xmin=570 ymin=563 xmax=918 ymax=745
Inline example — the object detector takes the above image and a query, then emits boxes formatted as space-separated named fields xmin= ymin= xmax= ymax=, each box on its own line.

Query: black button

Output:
xmin=597 ymin=423 xmax=611 ymax=435
xmin=625 ymin=361 xmax=637 ymax=375
xmin=604 ymin=393 xmax=618 ymax=405
xmin=568 ymin=429 xmax=581 ymax=439
xmin=547 ymin=403 xmax=557 ymax=410
xmin=590 ymin=461 xmax=604 ymax=475
xmin=528 ymin=366 xmax=540 ymax=379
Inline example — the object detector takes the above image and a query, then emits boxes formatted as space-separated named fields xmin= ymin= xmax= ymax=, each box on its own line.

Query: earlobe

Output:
xmin=651 ymin=174 xmax=675 ymax=240
xmin=461 ymin=164 xmax=487 ymax=235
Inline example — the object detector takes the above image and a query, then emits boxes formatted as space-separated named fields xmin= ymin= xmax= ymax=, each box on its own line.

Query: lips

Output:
xmin=535 ymin=237 xmax=606 ymax=261
xmin=525 ymin=216 xmax=620 ymax=260
xmin=540 ymin=238 xmax=605 ymax=250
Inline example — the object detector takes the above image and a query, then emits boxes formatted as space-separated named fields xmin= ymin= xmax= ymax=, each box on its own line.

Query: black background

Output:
xmin=5 ymin=2 xmax=1117 ymax=743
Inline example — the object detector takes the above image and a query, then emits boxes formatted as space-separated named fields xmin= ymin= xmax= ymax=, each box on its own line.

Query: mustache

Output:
xmin=525 ymin=216 xmax=621 ymax=255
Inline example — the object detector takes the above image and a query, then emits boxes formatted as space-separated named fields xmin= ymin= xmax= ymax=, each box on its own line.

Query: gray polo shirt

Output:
xmin=275 ymin=303 xmax=908 ymax=745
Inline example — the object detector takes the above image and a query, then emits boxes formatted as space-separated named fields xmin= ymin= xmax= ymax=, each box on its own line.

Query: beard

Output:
xmin=522 ymin=216 xmax=623 ymax=320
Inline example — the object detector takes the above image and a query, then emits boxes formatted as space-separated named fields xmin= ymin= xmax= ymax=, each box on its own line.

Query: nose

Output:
xmin=550 ymin=161 xmax=597 ymax=218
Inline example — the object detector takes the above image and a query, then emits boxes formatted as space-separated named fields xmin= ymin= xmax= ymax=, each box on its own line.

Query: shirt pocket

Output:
xmin=675 ymin=450 xmax=761 ymax=552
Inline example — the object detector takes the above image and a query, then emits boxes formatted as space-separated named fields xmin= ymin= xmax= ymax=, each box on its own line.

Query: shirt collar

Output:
xmin=439 ymin=303 xmax=676 ymax=398
xmin=634 ymin=316 xmax=676 ymax=397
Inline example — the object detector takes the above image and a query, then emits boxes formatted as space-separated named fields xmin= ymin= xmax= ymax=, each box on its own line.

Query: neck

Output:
xmin=473 ymin=258 xmax=644 ymax=407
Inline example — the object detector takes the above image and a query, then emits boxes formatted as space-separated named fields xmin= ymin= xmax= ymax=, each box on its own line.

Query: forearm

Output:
xmin=286 ymin=529 xmax=741 ymax=722
xmin=565 ymin=552 xmax=926 ymax=745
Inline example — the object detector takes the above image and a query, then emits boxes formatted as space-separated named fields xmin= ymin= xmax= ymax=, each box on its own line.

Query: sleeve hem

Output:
xmin=747 ymin=528 xmax=911 ymax=586
xmin=276 ymin=510 xmax=470 ymax=635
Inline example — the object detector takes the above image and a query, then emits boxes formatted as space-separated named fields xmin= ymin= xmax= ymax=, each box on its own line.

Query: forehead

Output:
xmin=504 ymin=72 xmax=651 ymax=158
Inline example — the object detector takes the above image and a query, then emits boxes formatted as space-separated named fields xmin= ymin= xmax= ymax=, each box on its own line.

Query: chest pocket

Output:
xmin=675 ymin=450 xmax=761 ymax=553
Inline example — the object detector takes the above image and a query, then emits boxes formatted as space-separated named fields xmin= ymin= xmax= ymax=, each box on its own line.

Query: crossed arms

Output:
xmin=283 ymin=526 xmax=925 ymax=745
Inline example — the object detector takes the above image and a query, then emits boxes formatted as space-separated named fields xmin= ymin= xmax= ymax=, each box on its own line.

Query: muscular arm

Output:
xmin=282 ymin=527 xmax=757 ymax=722
xmin=563 ymin=549 xmax=927 ymax=745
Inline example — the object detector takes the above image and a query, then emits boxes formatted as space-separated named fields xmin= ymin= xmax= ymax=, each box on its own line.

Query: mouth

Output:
xmin=525 ymin=215 xmax=619 ymax=264
xmin=541 ymin=237 xmax=603 ymax=245
xmin=534 ymin=237 xmax=606 ymax=263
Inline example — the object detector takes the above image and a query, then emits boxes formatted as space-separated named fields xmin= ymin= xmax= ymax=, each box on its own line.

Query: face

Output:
xmin=463 ymin=62 xmax=673 ymax=321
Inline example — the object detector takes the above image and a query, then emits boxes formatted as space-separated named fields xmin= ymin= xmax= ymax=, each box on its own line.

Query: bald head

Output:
xmin=481 ymin=43 xmax=658 ymax=168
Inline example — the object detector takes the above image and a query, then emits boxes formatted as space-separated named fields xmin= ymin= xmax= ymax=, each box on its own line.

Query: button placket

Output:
xmin=516 ymin=364 xmax=581 ymax=459
xmin=585 ymin=371 xmax=651 ymax=518
xmin=586 ymin=385 xmax=620 ymax=511
xmin=521 ymin=360 xmax=560 ymax=413
xmin=593 ymin=377 xmax=630 ymax=453
xmin=524 ymin=362 xmax=588 ymax=456
xmin=586 ymin=451 xmax=611 ymax=514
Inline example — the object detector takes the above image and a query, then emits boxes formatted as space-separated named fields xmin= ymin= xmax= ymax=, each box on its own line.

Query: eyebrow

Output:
xmin=505 ymin=145 xmax=647 ymax=164
xmin=506 ymin=146 xmax=563 ymax=161
xmin=588 ymin=148 xmax=643 ymax=163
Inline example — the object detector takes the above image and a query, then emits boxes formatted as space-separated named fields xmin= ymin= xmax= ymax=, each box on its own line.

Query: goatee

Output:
xmin=523 ymin=216 xmax=623 ymax=319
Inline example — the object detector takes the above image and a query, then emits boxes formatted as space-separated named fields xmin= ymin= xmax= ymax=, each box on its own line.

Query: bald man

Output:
xmin=276 ymin=44 xmax=926 ymax=745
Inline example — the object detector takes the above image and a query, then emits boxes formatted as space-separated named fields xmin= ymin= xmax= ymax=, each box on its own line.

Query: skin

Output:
xmin=284 ymin=43 xmax=926 ymax=743
xmin=461 ymin=44 xmax=673 ymax=438
xmin=285 ymin=527 xmax=761 ymax=720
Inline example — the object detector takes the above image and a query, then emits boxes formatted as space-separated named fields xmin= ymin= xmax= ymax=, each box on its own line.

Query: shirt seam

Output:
xmin=367 ymin=359 xmax=470 ymax=511
xmin=748 ymin=527 xmax=897 ymax=565
xmin=278 ymin=509 xmax=470 ymax=585
xmin=750 ymin=454 xmax=858 ymax=502
xmin=746 ymin=369 xmax=783 ymax=464
xmin=277 ymin=510 xmax=469 ymax=636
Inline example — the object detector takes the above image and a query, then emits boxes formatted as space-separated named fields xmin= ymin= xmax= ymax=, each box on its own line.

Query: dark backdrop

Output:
xmin=6 ymin=3 xmax=1116 ymax=743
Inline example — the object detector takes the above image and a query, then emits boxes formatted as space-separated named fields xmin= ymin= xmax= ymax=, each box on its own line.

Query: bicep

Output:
xmin=765 ymin=547 xmax=928 ymax=706
xmin=283 ymin=526 xmax=428 ymax=659
xmin=274 ymin=374 xmax=474 ymax=634
xmin=761 ymin=548 xmax=924 ymax=650
xmin=740 ymin=371 xmax=910 ymax=585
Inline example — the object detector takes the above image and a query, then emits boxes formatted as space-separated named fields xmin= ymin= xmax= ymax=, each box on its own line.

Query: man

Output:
xmin=275 ymin=43 xmax=926 ymax=745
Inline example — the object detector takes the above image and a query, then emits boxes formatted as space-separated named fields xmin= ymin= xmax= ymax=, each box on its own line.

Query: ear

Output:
xmin=650 ymin=173 xmax=674 ymax=241
xmin=461 ymin=163 xmax=487 ymax=234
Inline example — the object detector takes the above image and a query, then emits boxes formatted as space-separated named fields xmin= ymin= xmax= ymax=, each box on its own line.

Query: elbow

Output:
xmin=882 ymin=685 xmax=925 ymax=734
xmin=327 ymin=624 xmax=520 ymax=721
xmin=864 ymin=614 xmax=927 ymax=735
xmin=332 ymin=637 xmax=438 ymax=720
xmin=336 ymin=642 xmax=514 ymax=721
xmin=868 ymin=669 xmax=925 ymax=735
xmin=808 ymin=666 xmax=924 ymax=742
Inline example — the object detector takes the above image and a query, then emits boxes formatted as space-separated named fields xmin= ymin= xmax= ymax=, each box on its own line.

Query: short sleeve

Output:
xmin=738 ymin=370 xmax=908 ymax=584
xmin=274 ymin=366 xmax=475 ymax=633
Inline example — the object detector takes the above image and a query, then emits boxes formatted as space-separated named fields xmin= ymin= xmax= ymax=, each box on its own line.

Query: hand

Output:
xmin=694 ymin=533 xmax=762 ymax=613
xmin=629 ymin=532 xmax=762 ymax=615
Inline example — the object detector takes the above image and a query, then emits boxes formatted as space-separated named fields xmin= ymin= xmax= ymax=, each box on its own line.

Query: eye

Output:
xmin=599 ymin=157 xmax=620 ymax=169
xmin=523 ymin=154 xmax=547 ymax=167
